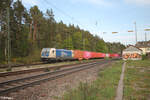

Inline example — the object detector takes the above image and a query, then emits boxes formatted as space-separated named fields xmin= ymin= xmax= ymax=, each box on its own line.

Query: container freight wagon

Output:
xmin=90 ymin=52 xmax=106 ymax=58
xmin=83 ymin=51 xmax=92 ymax=59
xmin=73 ymin=50 xmax=84 ymax=60
xmin=56 ymin=49 xmax=73 ymax=60
xmin=91 ymin=52 xmax=97 ymax=58
xmin=41 ymin=48 xmax=120 ymax=62
xmin=109 ymin=53 xmax=120 ymax=58
xmin=112 ymin=54 xmax=120 ymax=58
xmin=97 ymin=53 xmax=106 ymax=58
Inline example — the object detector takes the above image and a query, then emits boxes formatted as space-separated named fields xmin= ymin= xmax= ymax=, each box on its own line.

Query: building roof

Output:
xmin=123 ymin=45 xmax=142 ymax=52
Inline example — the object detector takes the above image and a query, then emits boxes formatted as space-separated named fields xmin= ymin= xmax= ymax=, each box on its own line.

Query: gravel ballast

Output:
xmin=5 ymin=62 xmax=112 ymax=100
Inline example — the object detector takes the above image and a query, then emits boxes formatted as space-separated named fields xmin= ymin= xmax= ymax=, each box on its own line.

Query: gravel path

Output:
xmin=115 ymin=62 xmax=126 ymax=100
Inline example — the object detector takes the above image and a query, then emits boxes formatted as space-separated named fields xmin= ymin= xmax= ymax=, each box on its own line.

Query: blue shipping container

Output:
xmin=56 ymin=49 xmax=72 ymax=59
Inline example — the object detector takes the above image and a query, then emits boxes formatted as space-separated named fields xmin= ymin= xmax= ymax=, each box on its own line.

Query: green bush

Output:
xmin=142 ymin=54 xmax=148 ymax=60
xmin=13 ymin=49 xmax=41 ymax=64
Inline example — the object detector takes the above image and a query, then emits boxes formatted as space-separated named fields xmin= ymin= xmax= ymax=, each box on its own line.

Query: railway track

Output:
xmin=0 ymin=59 xmax=100 ymax=69
xmin=0 ymin=60 xmax=113 ymax=95
xmin=0 ymin=59 xmax=103 ymax=77
xmin=0 ymin=62 xmax=46 ymax=69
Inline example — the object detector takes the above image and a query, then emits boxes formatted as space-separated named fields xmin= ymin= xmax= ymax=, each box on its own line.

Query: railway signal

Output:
xmin=128 ymin=30 xmax=134 ymax=32
xmin=144 ymin=29 xmax=150 ymax=31
xmin=112 ymin=32 xmax=118 ymax=34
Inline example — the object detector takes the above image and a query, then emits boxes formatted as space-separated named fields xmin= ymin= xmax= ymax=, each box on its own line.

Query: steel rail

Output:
xmin=0 ymin=59 xmax=102 ymax=69
xmin=0 ymin=59 xmax=103 ymax=77
xmin=0 ymin=60 xmax=112 ymax=95
xmin=0 ymin=62 xmax=99 ymax=86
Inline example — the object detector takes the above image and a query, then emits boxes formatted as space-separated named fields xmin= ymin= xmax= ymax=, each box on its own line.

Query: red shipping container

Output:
xmin=109 ymin=54 xmax=113 ymax=58
xmin=90 ymin=52 xmax=105 ymax=58
xmin=98 ymin=53 xmax=106 ymax=58
xmin=91 ymin=52 xmax=95 ymax=58
xmin=112 ymin=54 xmax=120 ymax=58
xmin=83 ymin=51 xmax=92 ymax=59
xmin=73 ymin=50 xmax=84 ymax=60
xmin=109 ymin=53 xmax=119 ymax=58
xmin=94 ymin=52 xmax=97 ymax=58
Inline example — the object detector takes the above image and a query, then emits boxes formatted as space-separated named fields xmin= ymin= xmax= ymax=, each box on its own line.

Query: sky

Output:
xmin=19 ymin=0 xmax=150 ymax=45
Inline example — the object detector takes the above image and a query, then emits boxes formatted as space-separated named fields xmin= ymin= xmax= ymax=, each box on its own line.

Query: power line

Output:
xmin=43 ymin=0 xmax=85 ymax=28
xmin=44 ymin=0 xmax=73 ymax=20
xmin=42 ymin=0 xmax=87 ymax=50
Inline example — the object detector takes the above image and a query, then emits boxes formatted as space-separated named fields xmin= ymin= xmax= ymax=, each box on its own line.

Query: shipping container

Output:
xmin=113 ymin=54 xmax=120 ymax=58
xmin=73 ymin=50 xmax=84 ymax=60
xmin=109 ymin=53 xmax=120 ymax=58
xmin=97 ymin=53 xmax=106 ymax=58
xmin=91 ymin=52 xmax=98 ymax=58
xmin=83 ymin=51 xmax=91 ymax=59
xmin=109 ymin=54 xmax=113 ymax=58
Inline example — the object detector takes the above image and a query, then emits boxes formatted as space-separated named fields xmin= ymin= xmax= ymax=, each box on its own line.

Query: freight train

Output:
xmin=41 ymin=48 xmax=120 ymax=62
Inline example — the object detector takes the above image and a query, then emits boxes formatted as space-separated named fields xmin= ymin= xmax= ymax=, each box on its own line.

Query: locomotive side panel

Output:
xmin=56 ymin=49 xmax=73 ymax=60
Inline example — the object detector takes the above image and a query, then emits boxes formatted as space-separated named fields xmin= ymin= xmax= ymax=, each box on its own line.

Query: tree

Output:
xmin=94 ymin=35 xmax=108 ymax=53
xmin=72 ymin=32 xmax=82 ymax=50
xmin=45 ymin=9 xmax=56 ymax=47
xmin=0 ymin=0 xmax=13 ymax=62
xmin=84 ymin=38 xmax=90 ymax=51
xmin=106 ymin=42 xmax=125 ymax=53
xmin=11 ymin=0 xmax=29 ymax=57
xmin=55 ymin=34 xmax=62 ymax=49
xmin=30 ymin=6 xmax=43 ymax=41
xmin=62 ymin=35 xmax=73 ymax=50
xmin=0 ymin=1 xmax=126 ymax=64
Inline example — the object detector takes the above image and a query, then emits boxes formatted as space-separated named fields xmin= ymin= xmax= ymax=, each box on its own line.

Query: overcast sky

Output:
xmin=19 ymin=0 xmax=150 ymax=45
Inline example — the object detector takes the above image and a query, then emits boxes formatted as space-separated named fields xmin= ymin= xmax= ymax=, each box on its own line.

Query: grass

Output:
xmin=59 ymin=61 xmax=123 ymax=100
xmin=124 ymin=60 xmax=150 ymax=100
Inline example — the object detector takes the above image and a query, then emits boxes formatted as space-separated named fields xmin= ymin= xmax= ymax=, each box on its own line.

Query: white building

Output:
xmin=136 ymin=41 xmax=150 ymax=55
xmin=122 ymin=45 xmax=142 ymax=60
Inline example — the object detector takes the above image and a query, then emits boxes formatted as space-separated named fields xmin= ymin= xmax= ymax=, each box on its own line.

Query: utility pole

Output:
xmin=145 ymin=32 xmax=147 ymax=42
xmin=7 ymin=7 xmax=11 ymax=70
xmin=68 ymin=31 xmax=70 ymax=50
xmin=134 ymin=22 xmax=137 ymax=44
xmin=82 ymin=32 xmax=85 ymax=50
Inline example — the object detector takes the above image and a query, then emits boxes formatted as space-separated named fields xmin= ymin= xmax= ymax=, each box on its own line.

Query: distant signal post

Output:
xmin=112 ymin=32 xmax=118 ymax=34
